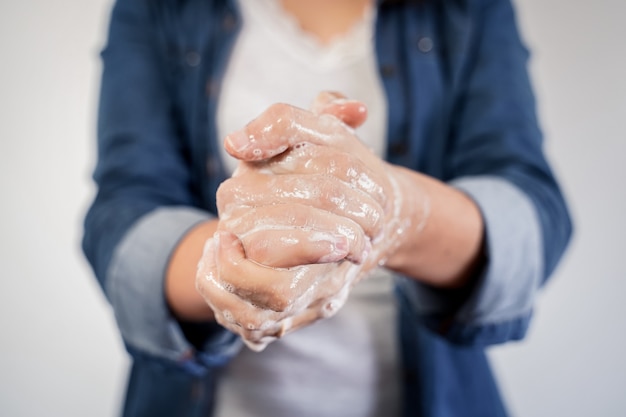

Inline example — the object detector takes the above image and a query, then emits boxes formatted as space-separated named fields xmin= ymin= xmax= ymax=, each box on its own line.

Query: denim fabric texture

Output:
xmin=82 ymin=0 xmax=573 ymax=415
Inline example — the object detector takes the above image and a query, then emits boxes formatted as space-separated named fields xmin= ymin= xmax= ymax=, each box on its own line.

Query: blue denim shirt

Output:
xmin=83 ymin=0 xmax=572 ymax=416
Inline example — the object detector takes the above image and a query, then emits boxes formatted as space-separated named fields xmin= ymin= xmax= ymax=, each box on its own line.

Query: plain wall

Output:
xmin=0 ymin=0 xmax=624 ymax=416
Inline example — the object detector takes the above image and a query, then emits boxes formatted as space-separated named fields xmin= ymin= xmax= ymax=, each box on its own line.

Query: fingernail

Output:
xmin=318 ymin=235 xmax=349 ymax=263
xmin=335 ymin=234 xmax=350 ymax=254
xmin=348 ymin=238 xmax=371 ymax=265
xmin=225 ymin=130 xmax=250 ymax=153
xmin=328 ymin=91 xmax=344 ymax=99
xmin=330 ymin=98 xmax=349 ymax=105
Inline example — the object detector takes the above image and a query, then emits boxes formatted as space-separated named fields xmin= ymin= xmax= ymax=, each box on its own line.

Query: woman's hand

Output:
xmin=222 ymin=96 xmax=430 ymax=267
xmin=221 ymin=95 xmax=482 ymax=288
xmin=196 ymin=229 xmax=361 ymax=351
xmin=194 ymin=93 xmax=432 ymax=350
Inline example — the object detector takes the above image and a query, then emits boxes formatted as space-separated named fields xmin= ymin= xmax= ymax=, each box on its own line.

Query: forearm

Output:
xmin=384 ymin=166 xmax=485 ymax=289
xmin=166 ymin=219 xmax=219 ymax=322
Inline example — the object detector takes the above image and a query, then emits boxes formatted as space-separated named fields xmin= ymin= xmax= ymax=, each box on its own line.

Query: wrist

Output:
xmin=166 ymin=219 xmax=219 ymax=322
xmin=380 ymin=166 xmax=430 ymax=271
xmin=380 ymin=168 xmax=484 ymax=289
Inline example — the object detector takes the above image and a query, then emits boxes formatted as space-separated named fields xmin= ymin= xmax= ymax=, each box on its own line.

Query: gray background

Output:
xmin=1 ymin=0 xmax=624 ymax=416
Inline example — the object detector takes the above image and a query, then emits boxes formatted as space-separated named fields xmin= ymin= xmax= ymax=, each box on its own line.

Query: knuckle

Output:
xmin=239 ymin=314 xmax=265 ymax=331
xmin=216 ymin=178 xmax=237 ymax=208
xmin=367 ymin=207 xmax=385 ymax=237
xmin=244 ymin=237 xmax=272 ymax=264
xmin=224 ymin=302 xmax=265 ymax=331
xmin=318 ymin=112 xmax=344 ymax=130
xmin=287 ymin=205 xmax=312 ymax=226
xmin=319 ymin=177 xmax=344 ymax=204
xmin=333 ymin=152 xmax=354 ymax=170
xmin=268 ymin=102 xmax=290 ymax=116
xmin=234 ymin=284 xmax=294 ymax=314
xmin=265 ymin=288 xmax=294 ymax=313
xmin=266 ymin=103 xmax=295 ymax=130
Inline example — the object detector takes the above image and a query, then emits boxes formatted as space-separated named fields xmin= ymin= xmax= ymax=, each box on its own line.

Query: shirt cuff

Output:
xmin=106 ymin=206 xmax=241 ymax=372
xmin=400 ymin=175 xmax=543 ymax=326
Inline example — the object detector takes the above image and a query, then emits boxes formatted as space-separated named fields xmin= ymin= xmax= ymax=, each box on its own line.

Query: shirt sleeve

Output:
xmin=397 ymin=176 xmax=543 ymax=345
xmin=82 ymin=0 xmax=240 ymax=371
xmin=107 ymin=207 xmax=242 ymax=373
xmin=395 ymin=0 xmax=572 ymax=345
xmin=451 ymin=177 xmax=542 ymax=323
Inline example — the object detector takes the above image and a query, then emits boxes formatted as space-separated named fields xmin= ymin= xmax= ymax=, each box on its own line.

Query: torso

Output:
xmin=212 ymin=1 xmax=400 ymax=416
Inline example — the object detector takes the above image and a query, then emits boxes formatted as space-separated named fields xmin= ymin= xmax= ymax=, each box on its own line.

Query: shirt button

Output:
xmin=206 ymin=80 xmax=219 ymax=97
xmin=390 ymin=141 xmax=409 ymax=155
xmin=186 ymin=51 xmax=201 ymax=67
xmin=222 ymin=13 xmax=236 ymax=31
xmin=404 ymin=369 xmax=417 ymax=384
xmin=417 ymin=36 xmax=434 ymax=53
xmin=380 ymin=64 xmax=396 ymax=77
xmin=206 ymin=157 xmax=220 ymax=176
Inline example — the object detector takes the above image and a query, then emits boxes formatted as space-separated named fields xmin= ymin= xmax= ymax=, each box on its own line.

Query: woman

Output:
xmin=83 ymin=0 xmax=572 ymax=416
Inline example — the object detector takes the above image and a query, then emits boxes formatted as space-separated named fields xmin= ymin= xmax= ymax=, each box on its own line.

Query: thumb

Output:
xmin=311 ymin=91 xmax=368 ymax=129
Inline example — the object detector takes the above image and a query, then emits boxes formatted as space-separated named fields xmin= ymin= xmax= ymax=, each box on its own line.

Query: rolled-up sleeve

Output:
xmin=452 ymin=176 xmax=542 ymax=323
xmin=395 ymin=0 xmax=572 ymax=346
xmin=399 ymin=176 xmax=543 ymax=344
xmin=82 ymin=0 xmax=240 ymax=371
xmin=107 ymin=207 xmax=241 ymax=370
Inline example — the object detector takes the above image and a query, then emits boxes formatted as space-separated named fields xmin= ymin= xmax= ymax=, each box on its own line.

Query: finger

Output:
xmin=215 ymin=231 xmax=331 ymax=313
xmin=319 ymin=99 xmax=367 ymax=129
xmin=195 ymin=234 xmax=340 ymax=350
xmin=198 ymin=247 xmax=361 ymax=349
xmin=222 ymin=204 xmax=371 ymax=267
xmin=263 ymin=261 xmax=360 ymax=342
xmin=278 ymin=307 xmax=320 ymax=337
xmin=196 ymin=245 xmax=284 ymax=334
xmin=242 ymin=228 xmax=349 ymax=267
xmin=224 ymin=103 xmax=361 ymax=162
xmin=310 ymin=91 xmax=368 ymax=129
xmin=266 ymin=144 xmax=388 ymax=209
xmin=218 ymin=174 xmax=385 ymax=239
xmin=278 ymin=258 xmax=360 ymax=337
xmin=310 ymin=91 xmax=347 ymax=113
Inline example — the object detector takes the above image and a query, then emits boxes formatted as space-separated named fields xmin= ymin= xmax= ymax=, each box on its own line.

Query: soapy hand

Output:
xmin=196 ymin=229 xmax=362 ymax=351
xmin=223 ymin=92 xmax=424 ymax=264
xmin=196 ymin=92 xmax=428 ymax=350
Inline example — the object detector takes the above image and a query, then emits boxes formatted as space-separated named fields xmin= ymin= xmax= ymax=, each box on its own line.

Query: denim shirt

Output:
xmin=83 ymin=0 xmax=572 ymax=416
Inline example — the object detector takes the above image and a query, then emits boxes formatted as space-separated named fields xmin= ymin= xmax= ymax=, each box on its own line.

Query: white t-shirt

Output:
xmin=214 ymin=1 xmax=399 ymax=416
